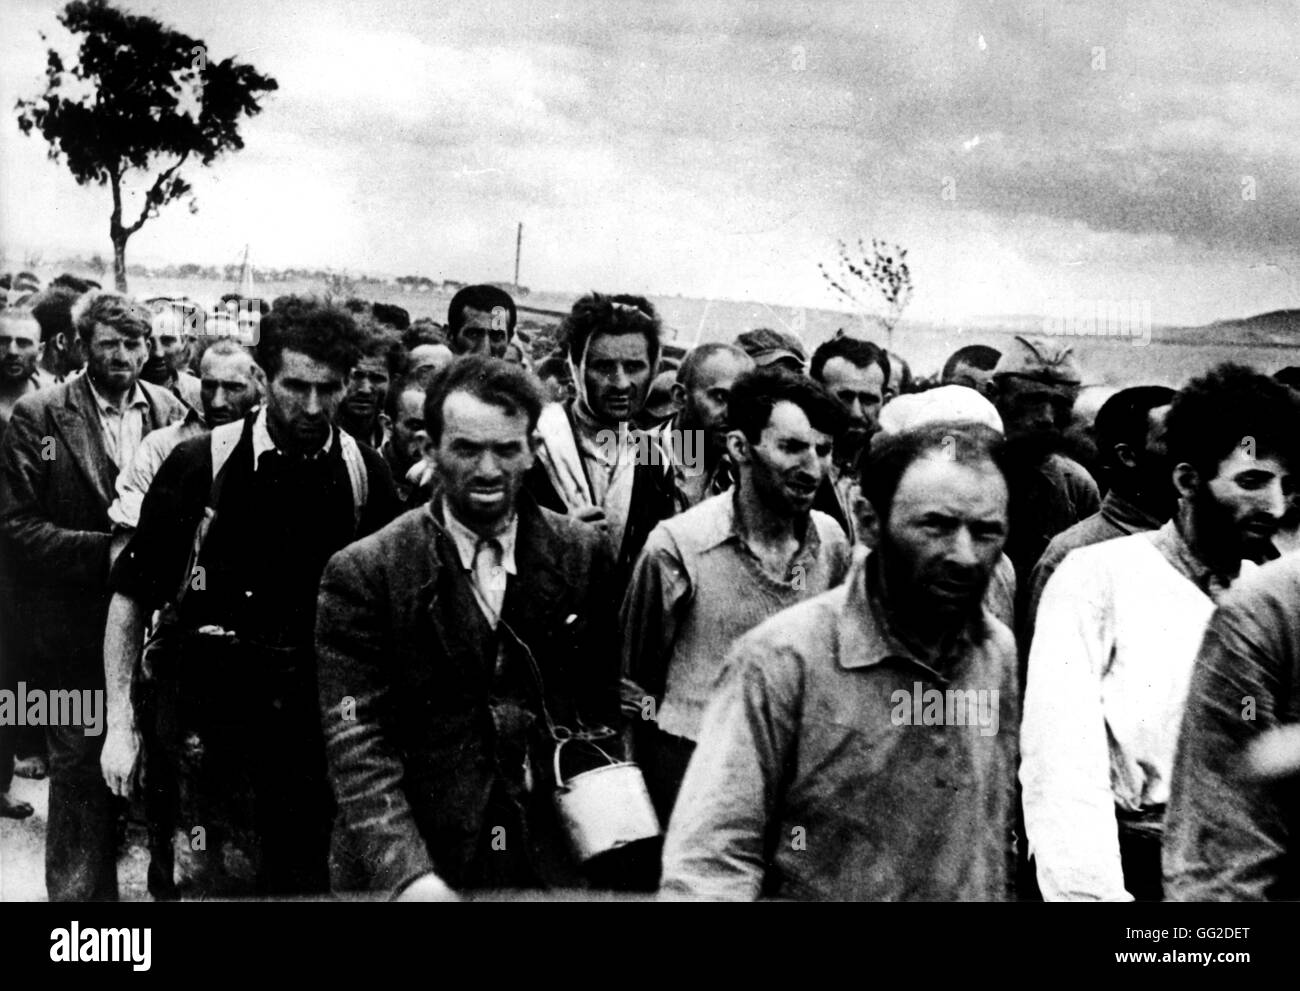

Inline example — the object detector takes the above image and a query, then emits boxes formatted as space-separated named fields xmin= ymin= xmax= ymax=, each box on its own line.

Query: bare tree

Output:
xmin=818 ymin=238 xmax=914 ymax=350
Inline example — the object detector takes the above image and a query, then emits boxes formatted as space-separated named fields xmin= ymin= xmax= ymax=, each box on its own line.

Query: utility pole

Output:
xmin=514 ymin=222 xmax=523 ymax=294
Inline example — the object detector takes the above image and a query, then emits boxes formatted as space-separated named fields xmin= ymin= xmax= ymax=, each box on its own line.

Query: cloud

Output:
xmin=3 ymin=0 xmax=1299 ymax=324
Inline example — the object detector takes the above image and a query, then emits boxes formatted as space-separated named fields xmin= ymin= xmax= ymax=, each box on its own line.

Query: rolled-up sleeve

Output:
xmin=659 ymin=636 xmax=801 ymax=901
xmin=1020 ymin=553 xmax=1131 ymax=901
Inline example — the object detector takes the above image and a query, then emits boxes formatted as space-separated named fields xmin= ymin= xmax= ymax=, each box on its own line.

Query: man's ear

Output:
xmin=1113 ymin=441 xmax=1139 ymax=470
xmin=1172 ymin=462 xmax=1200 ymax=502
xmin=849 ymin=486 xmax=879 ymax=549
xmin=418 ymin=430 xmax=438 ymax=468
xmin=725 ymin=429 xmax=749 ymax=465
xmin=378 ymin=412 xmax=393 ymax=436
xmin=670 ymin=382 xmax=687 ymax=407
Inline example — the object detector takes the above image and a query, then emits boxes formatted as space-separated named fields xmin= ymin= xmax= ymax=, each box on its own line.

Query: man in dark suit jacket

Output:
xmin=317 ymin=356 xmax=621 ymax=896
xmin=0 ymin=291 xmax=185 ymax=901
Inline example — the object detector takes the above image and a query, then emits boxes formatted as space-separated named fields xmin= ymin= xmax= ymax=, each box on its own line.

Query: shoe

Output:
xmin=13 ymin=756 xmax=47 ymax=780
xmin=0 ymin=793 xmax=34 ymax=819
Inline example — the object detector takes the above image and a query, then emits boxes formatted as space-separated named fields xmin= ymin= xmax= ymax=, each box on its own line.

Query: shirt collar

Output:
xmin=1099 ymin=489 xmax=1164 ymax=534
xmin=690 ymin=486 xmax=823 ymax=563
xmin=437 ymin=495 xmax=518 ymax=576
xmin=86 ymin=375 xmax=148 ymax=415
xmin=251 ymin=406 xmax=334 ymax=464
xmin=1147 ymin=517 xmax=1239 ymax=600
xmin=835 ymin=547 xmax=987 ymax=682
xmin=570 ymin=399 xmax=644 ymax=467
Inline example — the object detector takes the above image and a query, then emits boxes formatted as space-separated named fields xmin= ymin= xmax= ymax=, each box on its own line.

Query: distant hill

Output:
xmin=1181 ymin=309 xmax=1300 ymax=346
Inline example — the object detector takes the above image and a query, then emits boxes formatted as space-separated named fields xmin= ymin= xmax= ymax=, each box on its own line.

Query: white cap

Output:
xmin=877 ymin=385 xmax=1004 ymax=436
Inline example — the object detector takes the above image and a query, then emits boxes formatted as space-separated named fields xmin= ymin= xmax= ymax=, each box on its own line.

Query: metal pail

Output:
xmin=552 ymin=738 xmax=661 ymax=862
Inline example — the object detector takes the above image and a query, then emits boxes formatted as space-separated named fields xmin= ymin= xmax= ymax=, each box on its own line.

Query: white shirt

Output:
xmin=251 ymin=406 xmax=333 ymax=465
xmin=87 ymin=376 xmax=149 ymax=470
xmin=438 ymin=497 xmax=518 ymax=627
xmin=108 ymin=414 xmax=206 ymax=530
xmin=571 ymin=403 xmax=640 ymax=556
xmin=1020 ymin=524 xmax=1252 ymax=901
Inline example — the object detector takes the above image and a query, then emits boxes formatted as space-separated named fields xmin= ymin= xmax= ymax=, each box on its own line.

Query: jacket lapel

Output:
xmin=502 ymin=496 xmax=568 ymax=634
xmin=51 ymin=376 xmax=116 ymax=509
xmin=420 ymin=509 xmax=498 ymax=687
xmin=140 ymin=379 xmax=182 ymax=433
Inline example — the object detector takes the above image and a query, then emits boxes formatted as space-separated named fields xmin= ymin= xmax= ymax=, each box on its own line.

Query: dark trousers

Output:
xmin=180 ymin=645 xmax=333 ymax=897
xmin=45 ymin=644 xmax=118 ymax=902
xmin=0 ymin=578 xmax=44 ymax=793
xmin=640 ymin=724 xmax=696 ymax=826
xmin=1118 ymin=814 xmax=1165 ymax=902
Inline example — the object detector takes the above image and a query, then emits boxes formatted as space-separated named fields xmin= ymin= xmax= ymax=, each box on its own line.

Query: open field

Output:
xmin=22 ymin=270 xmax=1300 ymax=387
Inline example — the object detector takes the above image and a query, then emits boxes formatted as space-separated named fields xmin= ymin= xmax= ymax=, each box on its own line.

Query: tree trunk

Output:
xmin=112 ymin=235 xmax=128 ymax=293
xmin=109 ymin=169 xmax=128 ymax=292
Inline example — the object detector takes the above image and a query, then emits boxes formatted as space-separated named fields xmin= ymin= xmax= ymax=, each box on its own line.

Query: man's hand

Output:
xmin=395 ymin=871 xmax=459 ymax=902
xmin=101 ymin=724 xmax=143 ymax=799
xmin=1244 ymin=724 xmax=1300 ymax=781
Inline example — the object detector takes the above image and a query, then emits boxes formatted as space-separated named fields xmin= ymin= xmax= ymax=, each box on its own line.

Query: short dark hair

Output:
xmin=727 ymin=368 xmax=849 ymax=445
xmin=864 ymin=421 xmax=1009 ymax=524
xmin=1165 ymin=363 xmax=1300 ymax=482
xmin=50 ymin=273 xmax=97 ymax=293
xmin=1093 ymin=385 xmax=1176 ymax=468
xmin=402 ymin=318 xmax=447 ymax=350
xmin=677 ymin=342 xmax=750 ymax=389
xmin=357 ymin=327 xmax=410 ymax=380
xmin=256 ymin=296 xmax=367 ymax=381
xmin=887 ymin=350 xmax=913 ymax=394
xmin=71 ymin=291 xmax=153 ymax=345
xmin=559 ymin=292 xmax=662 ymax=369
xmin=371 ymin=302 xmax=411 ymax=331
xmin=1273 ymin=366 xmax=1300 ymax=391
xmin=422 ymin=355 xmax=545 ymax=445
xmin=536 ymin=356 xmax=570 ymax=381
xmin=942 ymin=345 xmax=1001 ymax=381
xmin=447 ymin=285 xmax=517 ymax=336
xmin=809 ymin=336 xmax=890 ymax=385
xmin=30 ymin=286 xmax=82 ymax=344
xmin=220 ymin=293 xmax=269 ymax=316
xmin=383 ymin=373 xmax=427 ymax=421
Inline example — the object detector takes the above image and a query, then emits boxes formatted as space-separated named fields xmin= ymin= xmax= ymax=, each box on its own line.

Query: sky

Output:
xmin=2 ymin=0 xmax=1298 ymax=326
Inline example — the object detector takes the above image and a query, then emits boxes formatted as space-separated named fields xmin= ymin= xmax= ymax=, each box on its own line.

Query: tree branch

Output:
xmin=124 ymin=151 xmax=189 ymax=236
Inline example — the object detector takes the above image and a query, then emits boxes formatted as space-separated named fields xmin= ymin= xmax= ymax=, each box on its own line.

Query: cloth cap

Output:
xmin=735 ymin=327 xmax=807 ymax=368
xmin=991 ymin=335 xmax=1082 ymax=385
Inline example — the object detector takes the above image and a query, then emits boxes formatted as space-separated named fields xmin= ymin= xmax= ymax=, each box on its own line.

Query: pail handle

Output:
xmin=553 ymin=736 xmax=621 ymax=788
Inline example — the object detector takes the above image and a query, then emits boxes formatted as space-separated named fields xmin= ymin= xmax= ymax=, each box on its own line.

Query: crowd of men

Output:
xmin=1 ymin=275 xmax=1298 ymax=902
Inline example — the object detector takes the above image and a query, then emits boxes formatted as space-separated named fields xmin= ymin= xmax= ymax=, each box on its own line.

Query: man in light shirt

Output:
xmin=108 ymin=339 xmax=264 ymax=543
xmin=1021 ymin=363 xmax=1300 ymax=901
xmin=621 ymin=369 xmax=852 ymax=824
